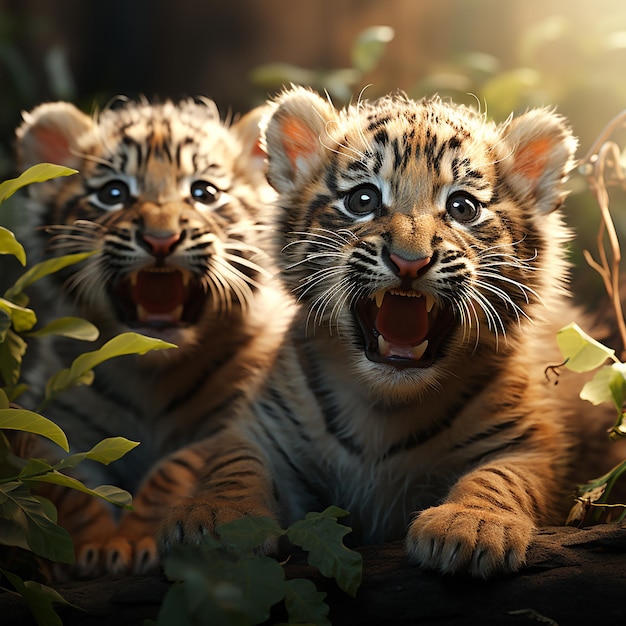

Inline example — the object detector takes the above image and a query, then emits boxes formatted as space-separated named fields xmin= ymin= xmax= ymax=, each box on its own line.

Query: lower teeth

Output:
xmin=377 ymin=336 xmax=429 ymax=360
xmin=410 ymin=339 xmax=428 ymax=359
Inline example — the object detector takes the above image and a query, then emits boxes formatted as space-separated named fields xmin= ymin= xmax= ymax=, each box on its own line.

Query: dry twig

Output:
xmin=578 ymin=110 xmax=626 ymax=355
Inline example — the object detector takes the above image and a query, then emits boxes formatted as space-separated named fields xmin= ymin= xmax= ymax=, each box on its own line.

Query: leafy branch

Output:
xmin=553 ymin=112 xmax=626 ymax=526
xmin=0 ymin=164 xmax=176 ymax=625
xmin=153 ymin=507 xmax=363 ymax=626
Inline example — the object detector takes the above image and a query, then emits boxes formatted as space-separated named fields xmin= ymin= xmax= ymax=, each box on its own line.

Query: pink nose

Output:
xmin=142 ymin=233 xmax=181 ymax=256
xmin=389 ymin=253 xmax=431 ymax=278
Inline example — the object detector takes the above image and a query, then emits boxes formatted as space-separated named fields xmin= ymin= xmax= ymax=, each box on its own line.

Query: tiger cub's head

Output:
xmin=263 ymin=87 xmax=577 ymax=397
xmin=16 ymin=98 xmax=272 ymax=350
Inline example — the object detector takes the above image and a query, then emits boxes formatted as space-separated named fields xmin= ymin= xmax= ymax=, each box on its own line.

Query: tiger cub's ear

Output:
xmin=16 ymin=102 xmax=94 ymax=171
xmin=263 ymin=87 xmax=336 ymax=194
xmin=231 ymin=104 xmax=273 ymax=189
xmin=498 ymin=109 xmax=578 ymax=214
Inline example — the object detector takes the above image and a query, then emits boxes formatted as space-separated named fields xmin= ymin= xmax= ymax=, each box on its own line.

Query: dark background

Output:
xmin=3 ymin=0 xmax=626 ymax=293
xmin=4 ymin=0 xmax=626 ymax=153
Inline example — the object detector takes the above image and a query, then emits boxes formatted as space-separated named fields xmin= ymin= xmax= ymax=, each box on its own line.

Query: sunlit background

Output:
xmin=3 ymin=0 xmax=626 ymax=296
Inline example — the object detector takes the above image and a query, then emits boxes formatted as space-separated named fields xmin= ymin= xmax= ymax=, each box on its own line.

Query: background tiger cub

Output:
xmin=15 ymin=98 xmax=294 ymax=577
xmin=150 ymin=86 xmax=626 ymax=579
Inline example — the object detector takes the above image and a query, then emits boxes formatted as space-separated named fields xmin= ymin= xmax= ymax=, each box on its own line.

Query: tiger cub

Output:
xmin=149 ymin=86 xmax=626 ymax=579
xmin=15 ymin=98 xmax=294 ymax=577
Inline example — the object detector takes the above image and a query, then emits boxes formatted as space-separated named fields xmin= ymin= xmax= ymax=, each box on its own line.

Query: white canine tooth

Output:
xmin=378 ymin=335 xmax=389 ymax=355
xmin=410 ymin=339 xmax=429 ymax=360
xmin=375 ymin=291 xmax=385 ymax=308
xmin=129 ymin=273 xmax=138 ymax=286
xmin=424 ymin=293 xmax=435 ymax=313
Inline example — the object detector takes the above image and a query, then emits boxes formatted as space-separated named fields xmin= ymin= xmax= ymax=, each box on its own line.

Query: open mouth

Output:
xmin=354 ymin=289 xmax=456 ymax=369
xmin=112 ymin=268 xmax=206 ymax=328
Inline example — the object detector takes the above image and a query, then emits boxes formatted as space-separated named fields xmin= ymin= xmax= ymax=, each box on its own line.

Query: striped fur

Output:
xmin=15 ymin=99 xmax=294 ymax=577
xmin=151 ymin=87 xmax=626 ymax=579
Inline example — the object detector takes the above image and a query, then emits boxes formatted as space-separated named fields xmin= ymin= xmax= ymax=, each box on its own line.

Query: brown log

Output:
xmin=2 ymin=524 xmax=626 ymax=626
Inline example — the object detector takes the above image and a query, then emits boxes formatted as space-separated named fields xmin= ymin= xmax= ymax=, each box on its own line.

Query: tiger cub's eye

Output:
xmin=191 ymin=180 xmax=220 ymax=204
xmin=96 ymin=179 xmax=131 ymax=207
xmin=344 ymin=184 xmax=382 ymax=217
xmin=446 ymin=192 xmax=481 ymax=223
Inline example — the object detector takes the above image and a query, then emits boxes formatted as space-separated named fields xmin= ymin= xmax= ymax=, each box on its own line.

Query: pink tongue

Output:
xmin=375 ymin=293 xmax=428 ymax=346
xmin=132 ymin=271 xmax=185 ymax=314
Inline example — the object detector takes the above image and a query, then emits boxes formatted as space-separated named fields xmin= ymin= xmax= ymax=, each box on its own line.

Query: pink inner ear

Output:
xmin=30 ymin=126 xmax=73 ymax=165
xmin=252 ymin=138 xmax=266 ymax=158
xmin=514 ymin=137 xmax=553 ymax=183
xmin=280 ymin=117 xmax=319 ymax=170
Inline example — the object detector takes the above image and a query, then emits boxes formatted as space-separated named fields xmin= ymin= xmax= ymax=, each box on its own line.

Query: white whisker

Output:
xmin=223 ymin=251 xmax=272 ymax=280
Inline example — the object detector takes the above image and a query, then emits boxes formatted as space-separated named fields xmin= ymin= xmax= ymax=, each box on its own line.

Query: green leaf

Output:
xmin=89 ymin=484 xmax=134 ymax=507
xmin=0 ymin=481 xmax=74 ymax=562
xmin=0 ymin=226 xmax=26 ymax=265
xmin=284 ymin=578 xmax=330 ymax=626
xmin=26 ymin=316 xmax=99 ymax=341
xmin=56 ymin=436 xmax=140 ymax=469
xmin=44 ymin=332 xmax=176 ymax=402
xmin=4 ymin=251 xmax=96 ymax=302
xmin=481 ymin=68 xmax=541 ymax=120
xmin=217 ymin=515 xmax=285 ymax=552
xmin=16 ymin=457 xmax=55 ymax=480
xmin=287 ymin=507 xmax=362 ymax=597
xmin=249 ymin=62 xmax=318 ymax=89
xmin=157 ymin=583 xmax=206 ymax=626
xmin=0 ymin=298 xmax=37 ymax=332
xmin=0 ymin=329 xmax=27 ymax=387
xmin=0 ymin=307 xmax=11 ymax=343
xmin=351 ymin=25 xmax=395 ymax=74
xmin=228 ymin=553 xmax=285 ymax=624
xmin=0 ymin=163 xmax=77 ymax=204
xmin=162 ymin=544 xmax=285 ymax=626
xmin=7 ymin=383 xmax=29 ymax=403
xmin=556 ymin=322 xmax=616 ymax=372
xmin=25 ymin=472 xmax=133 ymax=508
xmin=580 ymin=362 xmax=626 ymax=410
xmin=0 ymin=569 xmax=77 ymax=626
xmin=0 ymin=408 xmax=69 ymax=452
xmin=0 ymin=388 xmax=9 ymax=409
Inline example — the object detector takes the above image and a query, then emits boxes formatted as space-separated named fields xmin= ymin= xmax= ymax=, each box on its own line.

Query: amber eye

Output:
xmin=96 ymin=180 xmax=130 ymax=207
xmin=191 ymin=180 xmax=220 ymax=204
xmin=344 ymin=184 xmax=382 ymax=217
xmin=447 ymin=192 xmax=481 ymax=223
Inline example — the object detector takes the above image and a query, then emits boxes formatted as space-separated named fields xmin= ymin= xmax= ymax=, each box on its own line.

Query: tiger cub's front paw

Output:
xmin=406 ymin=503 xmax=535 ymax=578
xmin=156 ymin=498 xmax=279 ymax=556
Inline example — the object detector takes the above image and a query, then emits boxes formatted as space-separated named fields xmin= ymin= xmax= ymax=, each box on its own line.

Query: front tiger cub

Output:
xmin=156 ymin=86 xmax=626 ymax=579
xmin=15 ymin=98 xmax=294 ymax=577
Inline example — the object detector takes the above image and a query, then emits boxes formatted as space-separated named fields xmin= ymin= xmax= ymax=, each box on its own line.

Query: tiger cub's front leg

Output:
xmin=407 ymin=459 xmax=547 ymax=578
xmin=39 ymin=484 xmax=117 ymax=580
xmin=157 ymin=437 xmax=279 ymax=557
xmin=102 ymin=433 xmax=278 ymax=574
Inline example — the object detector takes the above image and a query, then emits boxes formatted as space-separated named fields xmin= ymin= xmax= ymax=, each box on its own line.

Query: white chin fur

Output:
xmin=353 ymin=353 xmax=444 ymax=401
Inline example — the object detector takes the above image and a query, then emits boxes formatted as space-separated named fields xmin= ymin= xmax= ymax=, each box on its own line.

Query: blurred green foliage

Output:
xmin=0 ymin=165 xmax=175 ymax=625
xmin=251 ymin=25 xmax=395 ymax=104
xmin=250 ymin=11 xmax=626 ymax=298
xmin=154 ymin=507 xmax=362 ymax=626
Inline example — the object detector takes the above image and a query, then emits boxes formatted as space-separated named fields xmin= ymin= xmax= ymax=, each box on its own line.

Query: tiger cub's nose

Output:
xmin=388 ymin=253 xmax=432 ymax=279
xmin=140 ymin=233 xmax=181 ymax=257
